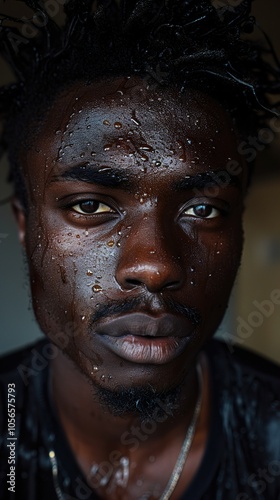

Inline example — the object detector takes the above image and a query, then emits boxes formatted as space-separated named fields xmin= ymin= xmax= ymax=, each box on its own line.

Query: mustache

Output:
xmin=89 ymin=296 xmax=201 ymax=328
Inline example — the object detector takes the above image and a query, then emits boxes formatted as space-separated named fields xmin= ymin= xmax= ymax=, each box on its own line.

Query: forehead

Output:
xmin=23 ymin=77 xmax=241 ymax=183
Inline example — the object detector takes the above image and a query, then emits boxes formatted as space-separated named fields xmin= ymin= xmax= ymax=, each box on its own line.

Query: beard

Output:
xmin=91 ymin=382 xmax=183 ymax=421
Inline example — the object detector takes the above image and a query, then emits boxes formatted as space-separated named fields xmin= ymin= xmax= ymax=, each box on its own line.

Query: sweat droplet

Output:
xmin=131 ymin=110 xmax=141 ymax=126
xmin=114 ymin=122 xmax=122 ymax=129
xmin=92 ymin=284 xmax=102 ymax=293
xmin=107 ymin=240 xmax=114 ymax=247
xmin=87 ymin=270 xmax=93 ymax=276
xmin=101 ymin=375 xmax=106 ymax=381
xmin=103 ymin=120 xmax=110 ymax=126
xmin=81 ymin=316 xmax=86 ymax=321
xmin=93 ymin=366 xmax=99 ymax=372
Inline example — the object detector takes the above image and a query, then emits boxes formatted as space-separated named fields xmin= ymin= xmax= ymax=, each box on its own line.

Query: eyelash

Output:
xmin=71 ymin=200 xmax=116 ymax=215
xmin=68 ymin=198 xmax=225 ymax=221
xmin=182 ymin=204 xmax=224 ymax=219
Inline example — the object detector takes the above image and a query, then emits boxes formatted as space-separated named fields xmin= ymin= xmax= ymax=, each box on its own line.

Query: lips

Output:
xmin=94 ymin=312 xmax=195 ymax=364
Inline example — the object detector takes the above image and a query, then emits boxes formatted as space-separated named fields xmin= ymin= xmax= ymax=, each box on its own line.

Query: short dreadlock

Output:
xmin=0 ymin=0 xmax=279 ymax=209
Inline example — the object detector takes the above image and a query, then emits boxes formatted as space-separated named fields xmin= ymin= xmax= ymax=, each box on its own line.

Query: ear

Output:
xmin=12 ymin=197 xmax=27 ymax=249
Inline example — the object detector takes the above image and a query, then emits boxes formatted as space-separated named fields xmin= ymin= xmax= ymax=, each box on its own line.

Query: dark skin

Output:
xmin=14 ymin=76 xmax=247 ymax=499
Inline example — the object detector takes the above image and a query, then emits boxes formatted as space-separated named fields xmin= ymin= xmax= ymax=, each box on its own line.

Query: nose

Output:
xmin=115 ymin=218 xmax=184 ymax=293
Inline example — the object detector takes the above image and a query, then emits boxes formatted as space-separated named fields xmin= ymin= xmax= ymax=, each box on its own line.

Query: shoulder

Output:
xmin=206 ymin=338 xmax=280 ymax=465
xmin=206 ymin=337 xmax=280 ymax=388
xmin=0 ymin=338 xmax=48 ymax=379
xmin=0 ymin=339 xmax=50 ymax=412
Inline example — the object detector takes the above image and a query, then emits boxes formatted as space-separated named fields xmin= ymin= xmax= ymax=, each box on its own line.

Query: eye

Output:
xmin=183 ymin=204 xmax=221 ymax=219
xmin=71 ymin=200 xmax=115 ymax=215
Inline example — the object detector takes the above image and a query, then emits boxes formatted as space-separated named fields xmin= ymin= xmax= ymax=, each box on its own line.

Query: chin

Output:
xmin=91 ymin=382 xmax=183 ymax=421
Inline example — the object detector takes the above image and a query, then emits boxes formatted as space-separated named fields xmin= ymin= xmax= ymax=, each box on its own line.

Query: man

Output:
xmin=0 ymin=1 xmax=279 ymax=499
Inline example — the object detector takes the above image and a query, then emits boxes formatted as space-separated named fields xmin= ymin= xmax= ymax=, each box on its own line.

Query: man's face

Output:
xmin=19 ymin=77 xmax=246 ymax=394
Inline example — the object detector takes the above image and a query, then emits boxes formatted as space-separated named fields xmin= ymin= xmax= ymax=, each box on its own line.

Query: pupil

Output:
xmin=80 ymin=201 xmax=99 ymax=213
xmin=194 ymin=205 xmax=212 ymax=217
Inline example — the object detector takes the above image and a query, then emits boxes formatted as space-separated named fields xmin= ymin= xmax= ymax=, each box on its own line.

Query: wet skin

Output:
xmin=15 ymin=76 xmax=247 ymax=497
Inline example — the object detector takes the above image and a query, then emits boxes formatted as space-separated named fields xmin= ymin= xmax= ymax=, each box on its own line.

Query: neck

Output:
xmin=50 ymin=346 xmax=209 ymax=497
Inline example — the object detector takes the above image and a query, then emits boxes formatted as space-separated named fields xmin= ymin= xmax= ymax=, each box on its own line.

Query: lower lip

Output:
xmin=98 ymin=334 xmax=190 ymax=364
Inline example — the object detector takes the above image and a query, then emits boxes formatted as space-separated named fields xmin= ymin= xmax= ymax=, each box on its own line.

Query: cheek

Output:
xmin=25 ymin=219 xmax=120 ymax=337
xmin=182 ymin=222 xmax=243 ymax=332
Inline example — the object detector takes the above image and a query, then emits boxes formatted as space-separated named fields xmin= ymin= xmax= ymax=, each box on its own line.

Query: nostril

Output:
xmin=165 ymin=281 xmax=181 ymax=290
xmin=126 ymin=278 xmax=142 ymax=287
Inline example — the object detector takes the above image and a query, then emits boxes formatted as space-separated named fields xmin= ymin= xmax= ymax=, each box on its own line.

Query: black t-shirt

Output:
xmin=0 ymin=338 xmax=280 ymax=500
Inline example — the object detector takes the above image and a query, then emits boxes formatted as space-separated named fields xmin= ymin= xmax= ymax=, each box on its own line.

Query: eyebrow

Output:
xmin=51 ymin=165 xmax=242 ymax=192
xmin=51 ymin=164 xmax=131 ymax=189
xmin=173 ymin=170 xmax=242 ymax=191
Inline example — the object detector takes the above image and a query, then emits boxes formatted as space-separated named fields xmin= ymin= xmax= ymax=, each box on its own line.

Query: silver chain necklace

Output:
xmin=160 ymin=362 xmax=203 ymax=500
xmin=49 ymin=363 xmax=203 ymax=500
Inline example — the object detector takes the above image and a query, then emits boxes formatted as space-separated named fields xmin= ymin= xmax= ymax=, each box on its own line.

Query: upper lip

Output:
xmin=94 ymin=312 xmax=195 ymax=339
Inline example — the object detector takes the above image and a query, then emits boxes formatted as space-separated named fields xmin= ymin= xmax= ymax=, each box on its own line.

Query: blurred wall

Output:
xmin=215 ymin=0 xmax=280 ymax=363
xmin=0 ymin=0 xmax=280 ymax=362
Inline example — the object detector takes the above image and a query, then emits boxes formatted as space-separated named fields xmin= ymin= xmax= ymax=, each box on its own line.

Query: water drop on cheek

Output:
xmin=92 ymin=284 xmax=102 ymax=293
